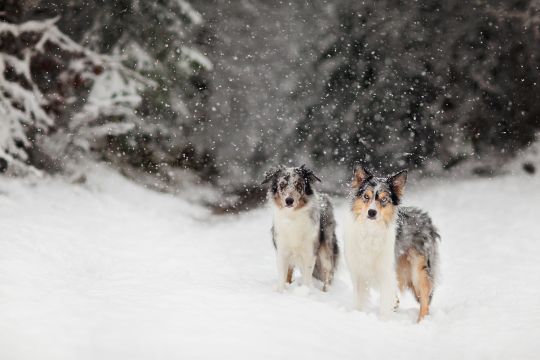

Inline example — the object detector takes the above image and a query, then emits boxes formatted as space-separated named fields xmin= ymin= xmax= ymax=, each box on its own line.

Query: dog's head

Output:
xmin=262 ymin=164 xmax=321 ymax=210
xmin=349 ymin=165 xmax=407 ymax=225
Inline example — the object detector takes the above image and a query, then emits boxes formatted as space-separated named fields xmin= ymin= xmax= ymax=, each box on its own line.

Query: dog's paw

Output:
xmin=417 ymin=310 xmax=429 ymax=323
xmin=393 ymin=296 xmax=400 ymax=312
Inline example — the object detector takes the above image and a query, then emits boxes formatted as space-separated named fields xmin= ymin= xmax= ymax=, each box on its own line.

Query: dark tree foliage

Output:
xmin=2 ymin=0 xmax=540 ymax=192
xmin=1 ymin=0 xmax=216 ymax=181
xmin=295 ymin=0 xmax=540 ymax=173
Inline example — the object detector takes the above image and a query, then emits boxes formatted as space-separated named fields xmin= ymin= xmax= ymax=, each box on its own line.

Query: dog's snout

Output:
xmin=285 ymin=197 xmax=294 ymax=206
xmin=367 ymin=209 xmax=377 ymax=219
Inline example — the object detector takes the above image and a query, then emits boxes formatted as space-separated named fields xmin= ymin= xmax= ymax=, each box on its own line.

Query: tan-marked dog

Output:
xmin=344 ymin=165 xmax=440 ymax=322
xmin=262 ymin=165 xmax=339 ymax=292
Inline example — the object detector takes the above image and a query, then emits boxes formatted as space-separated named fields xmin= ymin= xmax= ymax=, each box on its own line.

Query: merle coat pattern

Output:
xmin=262 ymin=165 xmax=339 ymax=292
xmin=344 ymin=165 xmax=440 ymax=322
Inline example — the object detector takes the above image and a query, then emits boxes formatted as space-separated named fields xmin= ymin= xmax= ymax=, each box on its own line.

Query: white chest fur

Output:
xmin=273 ymin=202 xmax=319 ymax=254
xmin=344 ymin=212 xmax=396 ymax=285
xmin=271 ymin=198 xmax=321 ymax=290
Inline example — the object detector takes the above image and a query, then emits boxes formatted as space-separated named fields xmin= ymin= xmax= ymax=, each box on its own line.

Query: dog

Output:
xmin=262 ymin=165 xmax=339 ymax=292
xmin=344 ymin=165 xmax=440 ymax=322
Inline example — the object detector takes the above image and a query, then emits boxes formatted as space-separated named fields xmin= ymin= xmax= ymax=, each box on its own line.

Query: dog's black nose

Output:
xmin=367 ymin=209 xmax=377 ymax=218
xmin=285 ymin=197 xmax=294 ymax=206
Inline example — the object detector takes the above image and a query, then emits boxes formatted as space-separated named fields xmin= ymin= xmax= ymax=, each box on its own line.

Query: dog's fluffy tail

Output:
xmin=313 ymin=194 xmax=339 ymax=289
xmin=313 ymin=236 xmax=339 ymax=285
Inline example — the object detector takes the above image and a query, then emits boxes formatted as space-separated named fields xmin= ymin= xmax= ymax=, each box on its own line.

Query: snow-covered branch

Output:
xmin=0 ymin=17 xmax=152 ymax=172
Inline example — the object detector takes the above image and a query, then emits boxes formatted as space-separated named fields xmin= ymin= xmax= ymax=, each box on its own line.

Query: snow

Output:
xmin=1 ymin=167 xmax=539 ymax=359
xmin=176 ymin=0 xmax=203 ymax=25
xmin=180 ymin=47 xmax=214 ymax=71
xmin=0 ymin=17 xmax=152 ymax=172
xmin=0 ymin=50 xmax=52 ymax=164
xmin=70 ymin=68 xmax=141 ymax=151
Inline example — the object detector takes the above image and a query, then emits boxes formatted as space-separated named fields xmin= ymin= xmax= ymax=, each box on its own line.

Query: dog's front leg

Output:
xmin=379 ymin=269 xmax=398 ymax=319
xmin=275 ymin=250 xmax=289 ymax=292
xmin=300 ymin=252 xmax=316 ymax=288
xmin=352 ymin=275 xmax=369 ymax=311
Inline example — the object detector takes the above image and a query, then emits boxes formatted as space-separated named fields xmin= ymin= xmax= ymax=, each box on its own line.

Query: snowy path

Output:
xmin=1 ymin=169 xmax=539 ymax=359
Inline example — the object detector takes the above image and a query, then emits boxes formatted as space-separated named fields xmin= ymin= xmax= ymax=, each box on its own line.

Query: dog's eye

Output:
xmin=363 ymin=193 xmax=370 ymax=200
xmin=295 ymin=182 xmax=303 ymax=191
xmin=380 ymin=197 xmax=388 ymax=204
xmin=279 ymin=182 xmax=287 ymax=189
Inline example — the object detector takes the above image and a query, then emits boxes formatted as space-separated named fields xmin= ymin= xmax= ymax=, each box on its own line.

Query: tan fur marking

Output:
xmin=379 ymin=202 xmax=396 ymax=225
xmin=396 ymin=249 xmax=433 ymax=322
xmin=396 ymin=253 xmax=412 ymax=293
xmin=410 ymin=250 xmax=433 ymax=322
xmin=294 ymin=196 xmax=307 ymax=210
xmin=352 ymin=198 xmax=368 ymax=218
xmin=286 ymin=267 xmax=294 ymax=284
xmin=273 ymin=193 xmax=284 ymax=209
xmin=390 ymin=171 xmax=407 ymax=199
xmin=352 ymin=167 xmax=370 ymax=188
xmin=414 ymin=260 xmax=432 ymax=322
xmin=274 ymin=192 xmax=308 ymax=211
xmin=377 ymin=191 xmax=391 ymax=203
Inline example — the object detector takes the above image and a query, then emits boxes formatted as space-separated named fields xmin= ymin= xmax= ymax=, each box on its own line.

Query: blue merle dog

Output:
xmin=344 ymin=165 xmax=440 ymax=321
xmin=262 ymin=165 xmax=339 ymax=292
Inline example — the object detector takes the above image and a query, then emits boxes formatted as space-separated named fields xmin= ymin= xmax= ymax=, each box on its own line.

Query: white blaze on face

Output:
xmin=367 ymin=184 xmax=381 ymax=219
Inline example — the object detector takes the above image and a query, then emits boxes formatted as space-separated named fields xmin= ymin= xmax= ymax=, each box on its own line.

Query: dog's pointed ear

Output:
xmin=388 ymin=169 xmax=408 ymax=201
xmin=261 ymin=166 xmax=281 ymax=185
xmin=352 ymin=164 xmax=372 ymax=188
xmin=299 ymin=164 xmax=321 ymax=183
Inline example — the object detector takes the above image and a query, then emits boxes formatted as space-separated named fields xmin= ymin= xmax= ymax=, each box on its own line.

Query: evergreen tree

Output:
xmin=295 ymin=0 xmax=540 ymax=173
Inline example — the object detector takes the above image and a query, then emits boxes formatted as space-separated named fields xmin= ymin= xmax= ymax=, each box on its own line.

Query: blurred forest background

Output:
xmin=1 ymin=0 xmax=540 ymax=208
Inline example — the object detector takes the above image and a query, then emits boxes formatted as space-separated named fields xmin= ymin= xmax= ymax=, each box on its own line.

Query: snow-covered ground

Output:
xmin=1 ymin=167 xmax=539 ymax=360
